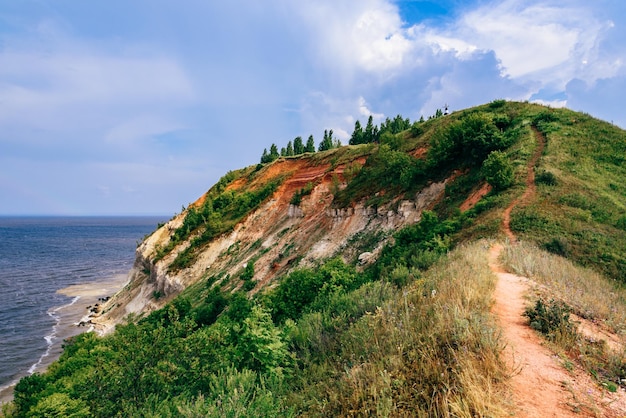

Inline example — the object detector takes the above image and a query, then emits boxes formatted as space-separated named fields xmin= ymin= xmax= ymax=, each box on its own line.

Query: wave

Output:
xmin=27 ymin=295 xmax=81 ymax=375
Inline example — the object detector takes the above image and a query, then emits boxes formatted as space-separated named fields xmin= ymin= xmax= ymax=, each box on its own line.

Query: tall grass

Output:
xmin=500 ymin=241 xmax=626 ymax=390
xmin=290 ymin=241 xmax=510 ymax=417
xmin=500 ymin=241 xmax=626 ymax=335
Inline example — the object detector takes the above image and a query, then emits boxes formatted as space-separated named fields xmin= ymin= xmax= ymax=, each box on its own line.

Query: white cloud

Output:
xmin=460 ymin=1 xmax=581 ymax=78
xmin=423 ymin=0 xmax=622 ymax=91
xmin=293 ymin=0 xmax=416 ymax=80
xmin=351 ymin=7 xmax=413 ymax=72
xmin=2 ymin=0 xmax=625 ymax=214
xmin=358 ymin=96 xmax=385 ymax=120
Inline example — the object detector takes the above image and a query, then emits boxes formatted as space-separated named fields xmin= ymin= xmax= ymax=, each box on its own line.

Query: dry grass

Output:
xmin=499 ymin=241 xmax=626 ymax=336
xmin=499 ymin=241 xmax=626 ymax=394
xmin=295 ymin=241 xmax=511 ymax=417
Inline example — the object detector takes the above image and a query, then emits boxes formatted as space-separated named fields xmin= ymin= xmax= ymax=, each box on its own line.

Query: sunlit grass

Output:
xmin=290 ymin=240 xmax=511 ymax=417
xmin=499 ymin=241 xmax=626 ymax=391
xmin=500 ymin=241 xmax=626 ymax=335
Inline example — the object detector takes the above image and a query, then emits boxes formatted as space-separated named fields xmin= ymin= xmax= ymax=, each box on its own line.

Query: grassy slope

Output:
xmin=509 ymin=107 xmax=626 ymax=281
xmin=3 ymin=101 xmax=626 ymax=417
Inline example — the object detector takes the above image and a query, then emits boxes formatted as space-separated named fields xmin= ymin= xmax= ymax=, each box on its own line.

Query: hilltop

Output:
xmin=3 ymin=101 xmax=626 ymax=417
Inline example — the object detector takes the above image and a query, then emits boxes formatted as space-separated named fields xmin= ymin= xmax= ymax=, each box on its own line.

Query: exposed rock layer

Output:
xmin=93 ymin=158 xmax=449 ymax=333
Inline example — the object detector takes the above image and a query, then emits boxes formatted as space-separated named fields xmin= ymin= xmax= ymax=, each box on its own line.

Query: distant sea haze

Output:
xmin=0 ymin=216 xmax=166 ymax=400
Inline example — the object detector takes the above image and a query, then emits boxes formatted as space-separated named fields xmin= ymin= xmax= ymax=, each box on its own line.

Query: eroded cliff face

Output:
xmin=92 ymin=157 xmax=448 ymax=333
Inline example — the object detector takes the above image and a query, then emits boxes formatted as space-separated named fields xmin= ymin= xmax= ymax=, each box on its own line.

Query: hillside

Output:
xmin=3 ymin=101 xmax=626 ymax=417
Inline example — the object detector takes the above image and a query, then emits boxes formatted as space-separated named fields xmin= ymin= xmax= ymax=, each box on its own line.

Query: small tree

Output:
xmin=236 ymin=305 xmax=291 ymax=378
xmin=293 ymin=136 xmax=304 ymax=154
xmin=285 ymin=140 xmax=294 ymax=156
xmin=260 ymin=148 xmax=271 ymax=164
xmin=364 ymin=115 xmax=379 ymax=143
xmin=305 ymin=135 xmax=316 ymax=153
xmin=482 ymin=151 xmax=514 ymax=190
xmin=318 ymin=129 xmax=334 ymax=152
xmin=350 ymin=120 xmax=364 ymax=145
xmin=269 ymin=143 xmax=280 ymax=161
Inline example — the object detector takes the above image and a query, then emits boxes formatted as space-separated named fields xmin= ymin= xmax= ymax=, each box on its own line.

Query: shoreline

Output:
xmin=0 ymin=274 xmax=129 ymax=406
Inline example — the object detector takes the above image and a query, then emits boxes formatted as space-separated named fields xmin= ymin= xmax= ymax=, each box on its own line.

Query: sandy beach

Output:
xmin=0 ymin=274 xmax=128 ymax=406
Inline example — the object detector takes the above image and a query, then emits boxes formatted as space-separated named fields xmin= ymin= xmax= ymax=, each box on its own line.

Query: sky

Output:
xmin=1 ymin=0 xmax=624 ymax=216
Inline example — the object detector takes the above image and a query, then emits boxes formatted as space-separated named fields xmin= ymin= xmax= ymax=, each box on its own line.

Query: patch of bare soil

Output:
xmin=491 ymin=127 xmax=626 ymax=417
xmin=459 ymin=182 xmax=492 ymax=212
xmin=490 ymin=245 xmax=626 ymax=417
xmin=572 ymin=314 xmax=625 ymax=354
xmin=410 ymin=146 xmax=427 ymax=159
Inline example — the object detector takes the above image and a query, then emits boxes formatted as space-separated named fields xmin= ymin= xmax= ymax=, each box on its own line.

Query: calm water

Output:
xmin=0 ymin=216 xmax=166 ymax=394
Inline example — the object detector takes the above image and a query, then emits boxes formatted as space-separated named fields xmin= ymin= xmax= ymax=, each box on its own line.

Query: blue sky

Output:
xmin=1 ymin=0 xmax=624 ymax=215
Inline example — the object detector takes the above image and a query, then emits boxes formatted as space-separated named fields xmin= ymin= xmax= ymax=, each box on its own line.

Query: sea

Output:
xmin=0 ymin=216 xmax=168 ymax=404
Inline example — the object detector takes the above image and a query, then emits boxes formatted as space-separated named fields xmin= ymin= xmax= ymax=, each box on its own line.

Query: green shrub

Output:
xmin=194 ymin=288 xmax=228 ymax=326
xmin=536 ymin=170 xmax=558 ymax=186
xmin=428 ymin=112 xmax=508 ymax=168
xmin=489 ymin=99 xmax=506 ymax=109
xmin=241 ymin=261 xmax=255 ymax=281
xmin=524 ymin=298 xmax=574 ymax=341
xmin=242 ymin=279 xmax=256 ymax=291
xmin=492 ymin=114 xmax=511 ymax=130
xmin=27 ymin=393 xmax=91 ymax=418
xmin=543 ymin=238 xmax=570 ymax=257
xmin=176 ymin=369 xmax=292 ymax=417
xmin=235 ymin=306 xmax=292 ymax=378
xmin=225 ymin=292 xmax=252 ymax=324
xmin=290 ymin=182 xmax=314 ymax=206
xmin=510 ymin=210 xmax=556 ymax=233
xmin=482 ymin=150 xmax=514 ymax=190
xmin=13 ymin=373 xmax=48 ymax=414
xmin=333 ymin=145 xmax=425 ymax=206
xmin=268 ymin=258 xmax=358 ymax=323
xmin=388 ymin=264 xmax=417 ymax=288
xmin=410 ymin=121 xmax=424 ymax=137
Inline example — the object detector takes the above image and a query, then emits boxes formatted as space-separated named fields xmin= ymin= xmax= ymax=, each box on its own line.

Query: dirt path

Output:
xmin=501 ymin=126 xmax=545 ymax=242
xmin=490 ymin=127 xmax=625 ymax=417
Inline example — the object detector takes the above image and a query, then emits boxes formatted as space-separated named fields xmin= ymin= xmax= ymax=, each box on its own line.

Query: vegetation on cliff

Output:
xmin=4 ymin=101 xmax=626 ymax=417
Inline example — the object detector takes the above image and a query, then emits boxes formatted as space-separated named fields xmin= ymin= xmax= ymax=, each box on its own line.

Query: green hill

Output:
xmin=3 ymin=101 xmax=625 ymax=417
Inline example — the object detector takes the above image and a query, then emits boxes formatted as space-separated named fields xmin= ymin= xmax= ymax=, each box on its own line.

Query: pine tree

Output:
xmin=305 ymin=135 xmax=316 ymax=153
xmin=269 ymin=143 xmax=280 ymax=161
xmin=286 ymin=140 xmax=294 ymax=156
xmin=319 ymin=129 xmax=334 ymax=152
xmin=260 ymin=148 xmax=270 ymax=164
xmin=293 ymin=136 xmax=304 ymax=154
xmin=350 ymin=120 xmax=364 ymax=145
xmin=364 ymin=115 xmax=377 ymax=143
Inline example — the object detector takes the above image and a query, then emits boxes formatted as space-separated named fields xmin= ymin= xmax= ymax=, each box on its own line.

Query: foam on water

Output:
xmin=0 ymin=216 xmax=166 ymax=404
xmin=28 ymin=296 xmax=81 ymax=375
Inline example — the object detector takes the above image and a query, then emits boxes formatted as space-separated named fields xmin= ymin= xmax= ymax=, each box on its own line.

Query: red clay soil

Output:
xmin=489 ymin=245 xmax=626 ymax=417
xmin=490 ymin=128 xmax=626 ymax=417
xmin=459 ymin=182 xmax=492 ymax=212
xmin=410 ymin=147 xmax=427 ymax=159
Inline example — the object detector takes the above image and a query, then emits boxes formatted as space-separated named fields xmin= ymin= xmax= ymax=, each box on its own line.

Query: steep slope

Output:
xmin=93 ymin=152 xmax=449 ymax=332
xmin=490 ymin=127 xmax=626 ymax=417
xmin=92 ymin=102 xmax=626 ymax=335
xmin=7 ymin=101 xmax=626 ymax=418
